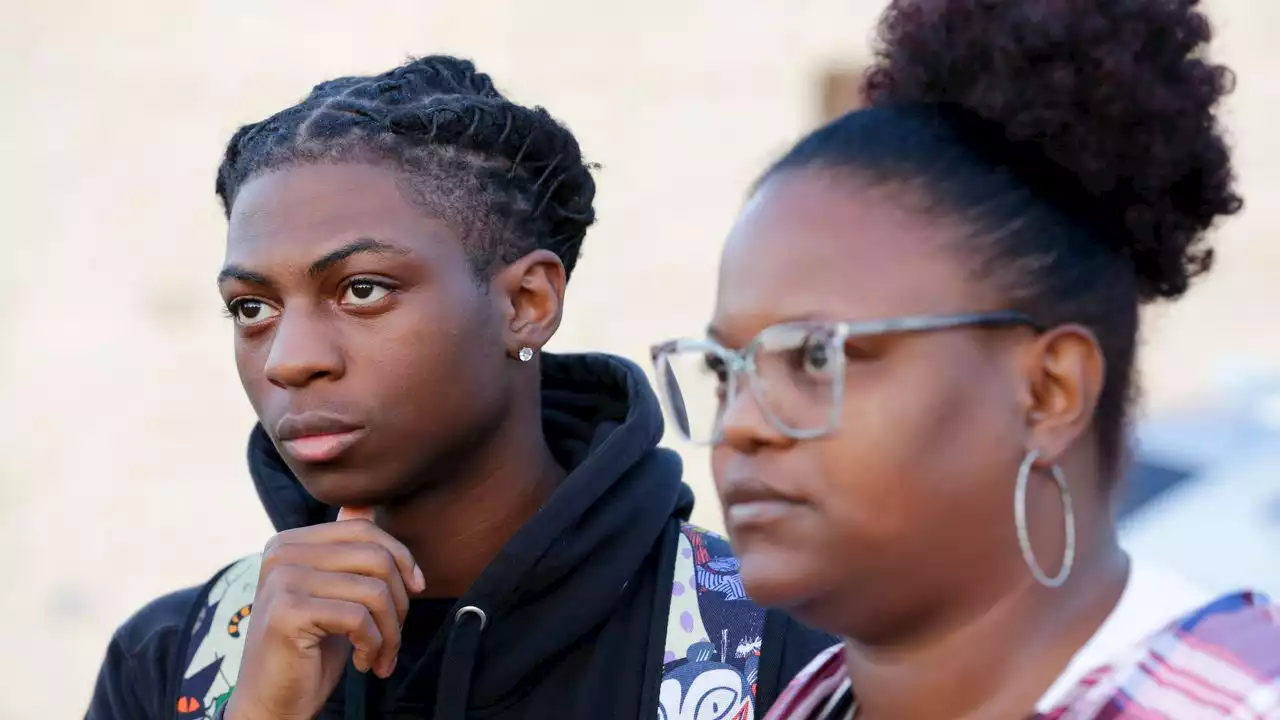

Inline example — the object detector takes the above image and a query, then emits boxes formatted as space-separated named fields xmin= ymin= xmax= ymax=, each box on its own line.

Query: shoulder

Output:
xmin=89 ymin=555 xmax=264 ymax=720
xmin=88 ymin=585 xmax=208 ymax=720
xmin=1053 ymin=592 xmax=1280 ymax=717
xmin=111 ymin=554 xmax=263 ymax=654
xmin=1165 ymin=593 xmax=1280 ymax=709
xmin=113 ymin=585 xmax=207 ymax=656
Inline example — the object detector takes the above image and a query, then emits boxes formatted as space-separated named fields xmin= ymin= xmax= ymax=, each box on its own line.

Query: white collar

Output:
xmin=1034 ymin=555 xmax=1214 ymax=710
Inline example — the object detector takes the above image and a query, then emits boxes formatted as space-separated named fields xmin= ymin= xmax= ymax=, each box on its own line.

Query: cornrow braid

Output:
xmin=215 ymin=55 xmax=597 ymax=279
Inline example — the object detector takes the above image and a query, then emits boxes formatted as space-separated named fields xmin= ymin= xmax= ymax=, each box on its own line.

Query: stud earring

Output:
xmin=518 ymin=346 xmax=534 ymax=362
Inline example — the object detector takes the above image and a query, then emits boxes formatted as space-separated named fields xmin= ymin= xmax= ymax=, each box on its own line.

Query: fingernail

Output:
xmin=338 ymin=505 xmax=376 ymax=522
xmin=388 ymin=656 xmax=398 ymax=676
xmin=353 ymin=654 xmax=369 ymax=673
xmin=412 ymin=564 xmax=426 ymax=592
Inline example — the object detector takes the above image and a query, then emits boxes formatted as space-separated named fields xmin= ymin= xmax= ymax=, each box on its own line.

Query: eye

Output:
xmin=800 ymin=336 xmax=838 ymax=378
xmin=341 ymin=279 xmax=392 ymax=306
xmin=703 ymin=353 xmax=728 ymax=383
xmin=226 ymin=298 xmax=280 ymax=327
xmin=703 ymin=352 xmax=730 ymax=401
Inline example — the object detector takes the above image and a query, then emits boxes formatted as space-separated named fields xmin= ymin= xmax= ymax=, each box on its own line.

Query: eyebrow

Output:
xmin=306 ymin=237 xmax=409 ymax=278
xmin=216 ymin=265 xmax=270 ymax=286
xmin=706 ymin=313 xmax=826 ymax=339
xmin=216 ymin=237 xmax=411 ymax=286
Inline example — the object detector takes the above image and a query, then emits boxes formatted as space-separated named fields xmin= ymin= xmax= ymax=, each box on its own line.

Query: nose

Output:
xmin=718 ymin=379 xmax=791 ymax=453
xmin=263 ymin=308 xmax=345 ymax=389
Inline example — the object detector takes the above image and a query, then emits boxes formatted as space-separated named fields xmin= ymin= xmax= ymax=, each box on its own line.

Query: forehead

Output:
xmin=225 ymin=162 xmax=465 ymax=265
xmin=714 ymin=169 xmax=987 ymax=339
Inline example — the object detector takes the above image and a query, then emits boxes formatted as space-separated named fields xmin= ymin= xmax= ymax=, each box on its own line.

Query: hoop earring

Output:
xmin=517 ymin=346 xmax=534 ymax=362
xmin=1014 ymin=449 xmax=1075 ymax=588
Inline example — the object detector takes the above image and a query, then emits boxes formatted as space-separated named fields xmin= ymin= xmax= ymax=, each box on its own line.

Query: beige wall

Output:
xmin=2 ymin=1 xmax=1276 ymax=716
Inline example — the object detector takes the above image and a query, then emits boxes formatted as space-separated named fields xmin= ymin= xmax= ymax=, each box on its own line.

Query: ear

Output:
xmin=1018 ymin=324 xmax=1106 ymax=464
xmin=490 ymin=249 xmax=566 ymax=360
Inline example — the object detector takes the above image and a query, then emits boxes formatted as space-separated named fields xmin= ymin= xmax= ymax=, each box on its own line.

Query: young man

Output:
xmin=87 ymin=55 xmax=832 ymax=720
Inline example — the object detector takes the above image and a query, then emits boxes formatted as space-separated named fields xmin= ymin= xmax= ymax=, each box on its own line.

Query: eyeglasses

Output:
xmin=650 ymin=311 xmax=1040 ymax=445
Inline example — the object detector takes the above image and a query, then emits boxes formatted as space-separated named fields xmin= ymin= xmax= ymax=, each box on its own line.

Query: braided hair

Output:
xmin=215 ymin=56 xmax=597 ymax=279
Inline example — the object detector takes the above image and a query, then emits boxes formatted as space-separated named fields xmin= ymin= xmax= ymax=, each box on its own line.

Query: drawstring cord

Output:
xmin=431 ymin=605 xmax=488 ymax=719
xmin=343 ymin=604 xmax=488 ymax=719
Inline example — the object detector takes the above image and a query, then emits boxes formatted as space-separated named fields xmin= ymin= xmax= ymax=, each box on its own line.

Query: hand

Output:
xmin=224 ymin=507 xmax=426 ymax=720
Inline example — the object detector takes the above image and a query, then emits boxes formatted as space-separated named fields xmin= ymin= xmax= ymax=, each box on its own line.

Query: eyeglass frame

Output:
xmin=649 ymin=310 xmax=1043 ymax=445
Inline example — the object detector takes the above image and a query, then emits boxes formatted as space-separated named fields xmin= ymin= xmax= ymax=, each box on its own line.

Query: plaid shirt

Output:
xmin=765 ymin=592 xmax=1280 ymax=719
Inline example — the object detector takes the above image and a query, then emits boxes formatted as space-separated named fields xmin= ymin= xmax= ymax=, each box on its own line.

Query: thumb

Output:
xmin=336 ymin=506 xmax=377 ymax=522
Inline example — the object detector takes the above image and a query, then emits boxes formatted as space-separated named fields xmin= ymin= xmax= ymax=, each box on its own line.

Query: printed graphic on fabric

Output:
xmin=660 ymin=525 xmax=765 ymax=720
xmin=659 ymin=642 xmax=755 ymax=720
xmin=178 ymin=555 xmax=261 ymax=719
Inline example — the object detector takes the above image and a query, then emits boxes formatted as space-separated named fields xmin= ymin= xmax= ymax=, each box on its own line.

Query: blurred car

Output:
xmin=1118 ymin=377 xmax=1280 ymax=599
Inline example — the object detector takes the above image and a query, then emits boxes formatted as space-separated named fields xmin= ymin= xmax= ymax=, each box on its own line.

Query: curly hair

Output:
xmin=764 ymin=0 xmax=1242 ymax=476
xmin=215 ymin=55 xmax=597 ymax=279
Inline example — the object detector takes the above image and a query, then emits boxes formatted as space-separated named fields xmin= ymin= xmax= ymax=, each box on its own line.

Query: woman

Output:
xmin=651 ymin=0 xmax=1279 ymax=717
xmin=88 ymin=55 xmax=832 ymax=720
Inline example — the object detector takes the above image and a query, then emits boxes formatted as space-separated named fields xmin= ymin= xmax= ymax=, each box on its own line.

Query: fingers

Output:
xmin=261 ymin=542 xmax=410 ymax=625
xmin=291 ymin=568 xmax=403 ymax=676
xmin=273 ymin=594 xmax=384 ymax=674
xmin=265 ymin=518 xmax=425 ymax=594
xmin=337 ymin=506 xmax=376 ymax=522
xmin=254 ymin=509 xmax=424 ymax=680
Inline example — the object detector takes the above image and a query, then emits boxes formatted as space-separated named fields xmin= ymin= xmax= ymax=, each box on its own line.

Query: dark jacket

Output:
xmin=88 ymin=353 xmax=835 ymax=720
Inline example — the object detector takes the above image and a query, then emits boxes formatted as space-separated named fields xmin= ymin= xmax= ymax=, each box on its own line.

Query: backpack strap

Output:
xmin=174 ymin=554 xmax=263 ymax=719
xmin=658 ymin=524 xmax=765 ymax=720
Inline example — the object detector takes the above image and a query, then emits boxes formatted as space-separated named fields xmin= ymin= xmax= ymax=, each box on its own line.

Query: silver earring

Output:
xmin=1014 ymin=449 xmax=1075 ymax=588
xmin=517 ymin=346 xmax=534 ymax=362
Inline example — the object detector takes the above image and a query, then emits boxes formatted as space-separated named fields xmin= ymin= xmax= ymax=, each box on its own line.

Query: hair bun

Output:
xmin=863 ymin=0 xmax=1242 ymax=301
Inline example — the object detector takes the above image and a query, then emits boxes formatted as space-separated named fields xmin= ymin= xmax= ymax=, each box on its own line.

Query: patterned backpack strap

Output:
xmin=658 ymin=524 xmax=766 ymax=720
xmin=174 ymin=554 xmax=263 ymax=720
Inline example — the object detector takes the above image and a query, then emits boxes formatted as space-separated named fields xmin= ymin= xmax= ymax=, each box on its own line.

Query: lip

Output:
xmin=725 ymin=499 xmax=797 ymax=527
xmin=719 ymin=477 xmax=804 ymax=528
xmin=275 ymin=413 xmax=367 ymax=464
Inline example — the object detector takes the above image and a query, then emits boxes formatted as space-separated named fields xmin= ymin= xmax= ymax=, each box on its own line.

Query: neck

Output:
xmin=376 ymin=400 xmax=564 ymax=599
xmin=844 ymin=538 xmax=1129 ymax=720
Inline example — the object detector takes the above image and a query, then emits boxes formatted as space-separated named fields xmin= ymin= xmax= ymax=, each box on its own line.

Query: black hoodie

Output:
xmin=88 ymin=353 xmax=834 ymax=720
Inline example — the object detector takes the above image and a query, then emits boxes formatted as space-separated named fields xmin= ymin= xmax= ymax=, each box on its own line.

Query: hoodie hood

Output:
xmin=246 ymin=351 xmax=694 ymax=718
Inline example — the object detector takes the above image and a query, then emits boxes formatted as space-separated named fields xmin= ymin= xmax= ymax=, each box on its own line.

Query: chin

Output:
xmin=736 ymin=548 xmax=828 ymax=614
xmin=759 ymin=570 xmax=920 ymax=644
xmin=292 ymin=464 xmax=407 ymax=508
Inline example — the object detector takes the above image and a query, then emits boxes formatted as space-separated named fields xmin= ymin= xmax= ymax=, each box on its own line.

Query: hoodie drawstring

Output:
xmin=342 ymin=604 xmax=487 ymax=719
xmin=431 ymin=605 xmax=488 ymax=719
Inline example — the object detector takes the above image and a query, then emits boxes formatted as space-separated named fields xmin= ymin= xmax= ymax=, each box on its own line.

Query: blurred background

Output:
xmin=2 ymin=1 xmax=1279 ymax=716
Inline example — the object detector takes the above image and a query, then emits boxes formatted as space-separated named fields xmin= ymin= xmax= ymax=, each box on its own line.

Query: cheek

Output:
xmin=355 ymin=295 xmax=509 ymax=441
xmin=820 ymin=345 xmax=1025 ymax=570
xmin=363 ymin=299 xmax=498 ymax=398
xmin=361 ymin=316 xmax=451 ymax=393
xmin=234 ymin=335 xmax=272 ymax=415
